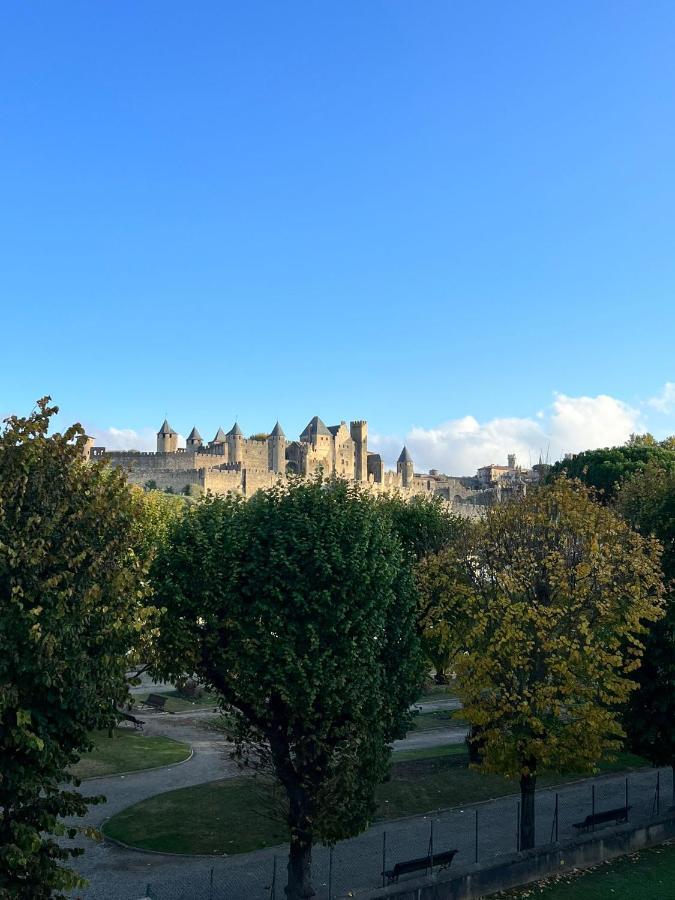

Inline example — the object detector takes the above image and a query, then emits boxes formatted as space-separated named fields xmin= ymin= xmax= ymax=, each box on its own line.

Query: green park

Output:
xmin=2 ymin=399 xmax=674 ymax=899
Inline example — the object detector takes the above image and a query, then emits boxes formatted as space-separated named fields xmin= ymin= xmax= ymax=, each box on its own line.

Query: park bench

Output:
xmin=573 ymin=805 xmax=630 ymax=834
xmin=383 ymin=848 xmax=457 ymax=884
xmin=146 ymin=693 xmax=168 ymax=711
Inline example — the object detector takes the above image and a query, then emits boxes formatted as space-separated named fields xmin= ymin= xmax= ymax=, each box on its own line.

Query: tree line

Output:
xmin=1 ymin=400 xmax=673 ymax=899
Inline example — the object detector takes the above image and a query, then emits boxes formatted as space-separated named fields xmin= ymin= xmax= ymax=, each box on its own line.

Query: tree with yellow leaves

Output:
xmin=455 ymin=478 xmax=664 ymax=850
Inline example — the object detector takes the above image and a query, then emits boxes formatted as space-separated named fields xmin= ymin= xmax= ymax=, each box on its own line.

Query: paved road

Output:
xmin=67 ymin=711 xmax=671 ymax=900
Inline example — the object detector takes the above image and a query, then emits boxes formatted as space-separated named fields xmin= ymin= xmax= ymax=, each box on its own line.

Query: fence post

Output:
xmin=592 ymin=784 xmax=596 ymax=833
xmin=328 ymin=845 xmax=333 ymax=900
xmin=625 ymin=777 xmax=629 ymax=822
xmin=475 ymin=809 xmax=478 ymax=863
xmin=657 ymin=770 xmax=660 ymax=815
xmin=381 ymin=831 xmax=387 ymax=888
xmin=516 ymin=801 xmax=521 ymax=852
xmin=270 ymin=855 xmax=277 ymax=900
xmin=550 ymin=793 xmax=559 ymax=844
xmin=429 ymin=818 xmax=434 ymax=872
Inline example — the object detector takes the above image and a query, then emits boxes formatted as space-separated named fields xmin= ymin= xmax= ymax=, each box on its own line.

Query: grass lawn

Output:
xmin=392 ymin=744 xmax=468 ymax=763
xmin=490 ymin=841 xmax=675 ymax=898
xmin=71 ymin=728 xmax=191 ymax=780
xmin=104 ymin=776 xmax=289 ymax=854
xmin=103 ymin=747 xmax=650 ymax=855
xmin=419 ymin=683 xmax=460 ymax=702
xmin=410 ymin=708 xmax=468 ymax=731
xmin=135 ymin=690 xmax=219 ymax=713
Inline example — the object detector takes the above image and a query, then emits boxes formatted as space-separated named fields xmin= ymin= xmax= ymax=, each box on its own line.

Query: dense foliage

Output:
xmin=0 ymin=399 xmax=152 ymax=898
xmin=376 ymin=493 xmax=460 ymax=562
xmin=617 ymin=462 xmax=675 ymax=779
xmin=152 ymin=477 xmax=423 ymax=899
xmin=547 ymin=434 xmax=675 ymax=501
xmin=376 ymin=494 xmax=467 ymax=682
xmin=454 ymin=478 xmax=664 ymax=850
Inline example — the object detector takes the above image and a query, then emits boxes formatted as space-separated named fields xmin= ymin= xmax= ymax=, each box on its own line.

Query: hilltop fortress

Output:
xmin=90 ymin=416 xmax=423 ymax=499
xmin=89 ymin=416 xmax=548 ymax=514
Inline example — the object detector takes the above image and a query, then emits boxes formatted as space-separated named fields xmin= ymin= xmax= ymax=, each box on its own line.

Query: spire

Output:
xmin=187 ymin=426 xmax=202 ymax=442
xmin=158 ymin=418 xmax=175 ymax=435
xmin=270 ymin=421 xmax=285 ymax=438
xmin=398 ymin=446 xmax=413 ymax=464
xmin=212 ymin=427 xmax=227 ymax=443
xmin=227 ymin=422 xmax=243 ymax=437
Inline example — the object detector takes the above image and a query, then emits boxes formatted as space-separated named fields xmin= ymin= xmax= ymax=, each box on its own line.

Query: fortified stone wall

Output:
xmin=96 ymin=415 xmax=511 ymax=514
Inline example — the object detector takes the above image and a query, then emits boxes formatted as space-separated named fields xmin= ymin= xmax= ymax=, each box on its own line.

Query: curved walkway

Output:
xmin=68 ymin=708 xmax=671 ymax=900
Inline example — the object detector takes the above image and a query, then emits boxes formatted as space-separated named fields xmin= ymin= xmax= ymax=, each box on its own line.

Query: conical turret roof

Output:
xmin=187 ymin=426 xmax=202 ymax=442
xmin=270 ymin=421 xmax=285 ymax=438
xmin=158 ymin=418 xmax=176 ymax=435
xmin=398 ymin=446 xmax=413 ymax=464
xmin=212 ymin=427 xmax=228 ymax=443
xmin=227 ymin=422 xmax=243 ymax=437
xmin=300 ymin=416 xmax=331 ymax=441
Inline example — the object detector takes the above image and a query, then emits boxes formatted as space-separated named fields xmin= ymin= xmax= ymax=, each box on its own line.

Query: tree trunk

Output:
xmin=466 ymin=725 xmax=484 ymax=765
xmin=519 ymin=768 xmax=537 ymax=851
xmin=285 ymin=790 xmax=315 ymax=899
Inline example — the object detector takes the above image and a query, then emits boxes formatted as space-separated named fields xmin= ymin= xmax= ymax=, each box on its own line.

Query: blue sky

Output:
xmin=1 ymin=2 xmax=674 ymax=472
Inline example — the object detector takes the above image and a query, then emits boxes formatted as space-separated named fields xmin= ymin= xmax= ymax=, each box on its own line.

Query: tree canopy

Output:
xmin=376 ymin=493 xmax=460 ymax=562
xmin=616 ymin=462 xmax=675 ymax=778
xmin=376 ymin=494 xmax=466 ymax=682
xmin=0 ymin=399 xmax=152 ymax=897
xmin=547 ymin=435 xmax=675 ymax=501
xmin=152 ymin=477 xmax=423 ymax=899
xmin=454 ymin=478 xmax=664 ymax=850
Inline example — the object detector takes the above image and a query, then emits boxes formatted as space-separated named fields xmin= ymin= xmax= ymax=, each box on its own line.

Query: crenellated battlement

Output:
xmin=93 ymin=414 xmax=421 ymax=503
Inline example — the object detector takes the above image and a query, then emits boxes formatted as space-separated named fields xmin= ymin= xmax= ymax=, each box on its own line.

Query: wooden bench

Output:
xmin=146 ymin=693 xmax=168 ymax=710
xmin=573 ymin=806 xmax=630 ymax=833
xmin=384 ymin=848 xmax=457 ymax=884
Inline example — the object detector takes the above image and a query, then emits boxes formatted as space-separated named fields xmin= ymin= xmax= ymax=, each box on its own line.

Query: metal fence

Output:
xmin=133 ymin=766 xmax=672 ymax=900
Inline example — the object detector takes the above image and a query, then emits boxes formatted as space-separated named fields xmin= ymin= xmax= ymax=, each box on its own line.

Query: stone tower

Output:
xmin=397 ymin=446 xmax=414 ymax=487
xmin=227 ymin=422 xmax=244 ymax=465
xmin=209 ymin=427 xmax=228 ymax=455
xmin=157 ymin=419 xmax=178 ymax=453
xmin=350 ymin=420 xmax=368 ymax=482
xmin=268 ymin=421 xmax=287 ymax=474
xmin=186 ymin=426 xmax=203 ymax=453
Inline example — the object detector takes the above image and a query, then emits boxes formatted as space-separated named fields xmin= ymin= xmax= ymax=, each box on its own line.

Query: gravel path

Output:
xmin=66 ymin=711 xmax=671 ymax=900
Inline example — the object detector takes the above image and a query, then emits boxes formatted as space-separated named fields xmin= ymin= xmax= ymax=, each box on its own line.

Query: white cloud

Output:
xmin=87 ymin=426 xmax=163 ymax=452
xmin=371 ymin=392 xmax=645 ymax=476
xmin=648 ymin=382 xmax=675 ymax=415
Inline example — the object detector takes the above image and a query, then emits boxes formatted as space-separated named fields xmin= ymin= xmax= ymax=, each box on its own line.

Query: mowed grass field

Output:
xmin=71 ymin=728 xmax=191 ymax=780
xmin=103 ymin=748 xmax=649 ymax=855
xmin=135 ymin=690 xmax=219 ymax=713
xmin=490 ymin=841 xmax=675 ymax=898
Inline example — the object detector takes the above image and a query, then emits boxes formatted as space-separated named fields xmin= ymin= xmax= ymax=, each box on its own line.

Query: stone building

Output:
xmin=89 ymin=418 xmax=545 ymax=516
xmin=90 ymin=415 xmax=424 ymax=500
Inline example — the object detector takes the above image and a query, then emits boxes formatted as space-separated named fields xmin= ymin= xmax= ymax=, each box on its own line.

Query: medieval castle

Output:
xmin=90 ymin=416 xmax=424 ymax=499
xmin=89 ymin=416 xmax=548 ymax=514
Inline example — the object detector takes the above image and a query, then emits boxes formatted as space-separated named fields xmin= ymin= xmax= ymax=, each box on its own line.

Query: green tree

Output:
xmin=377 ymin=493 xmax=459 ymax=562
xmin=0 ymin=399 xmax=152 ymax=897
xmin=547 ymin=437 xmax=675 ymax=501
xmin=377 ymin=494 xmax=466 ymax=682
xmin=616 ymin=462 xmax=675 ymax=793
xmin=414 ymin=539 xmax=473 ymax=684
xmin=152 ymin=478 xmax=423 ymax=899
xmin=455 ymin=479 xmax=664 ymax=850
